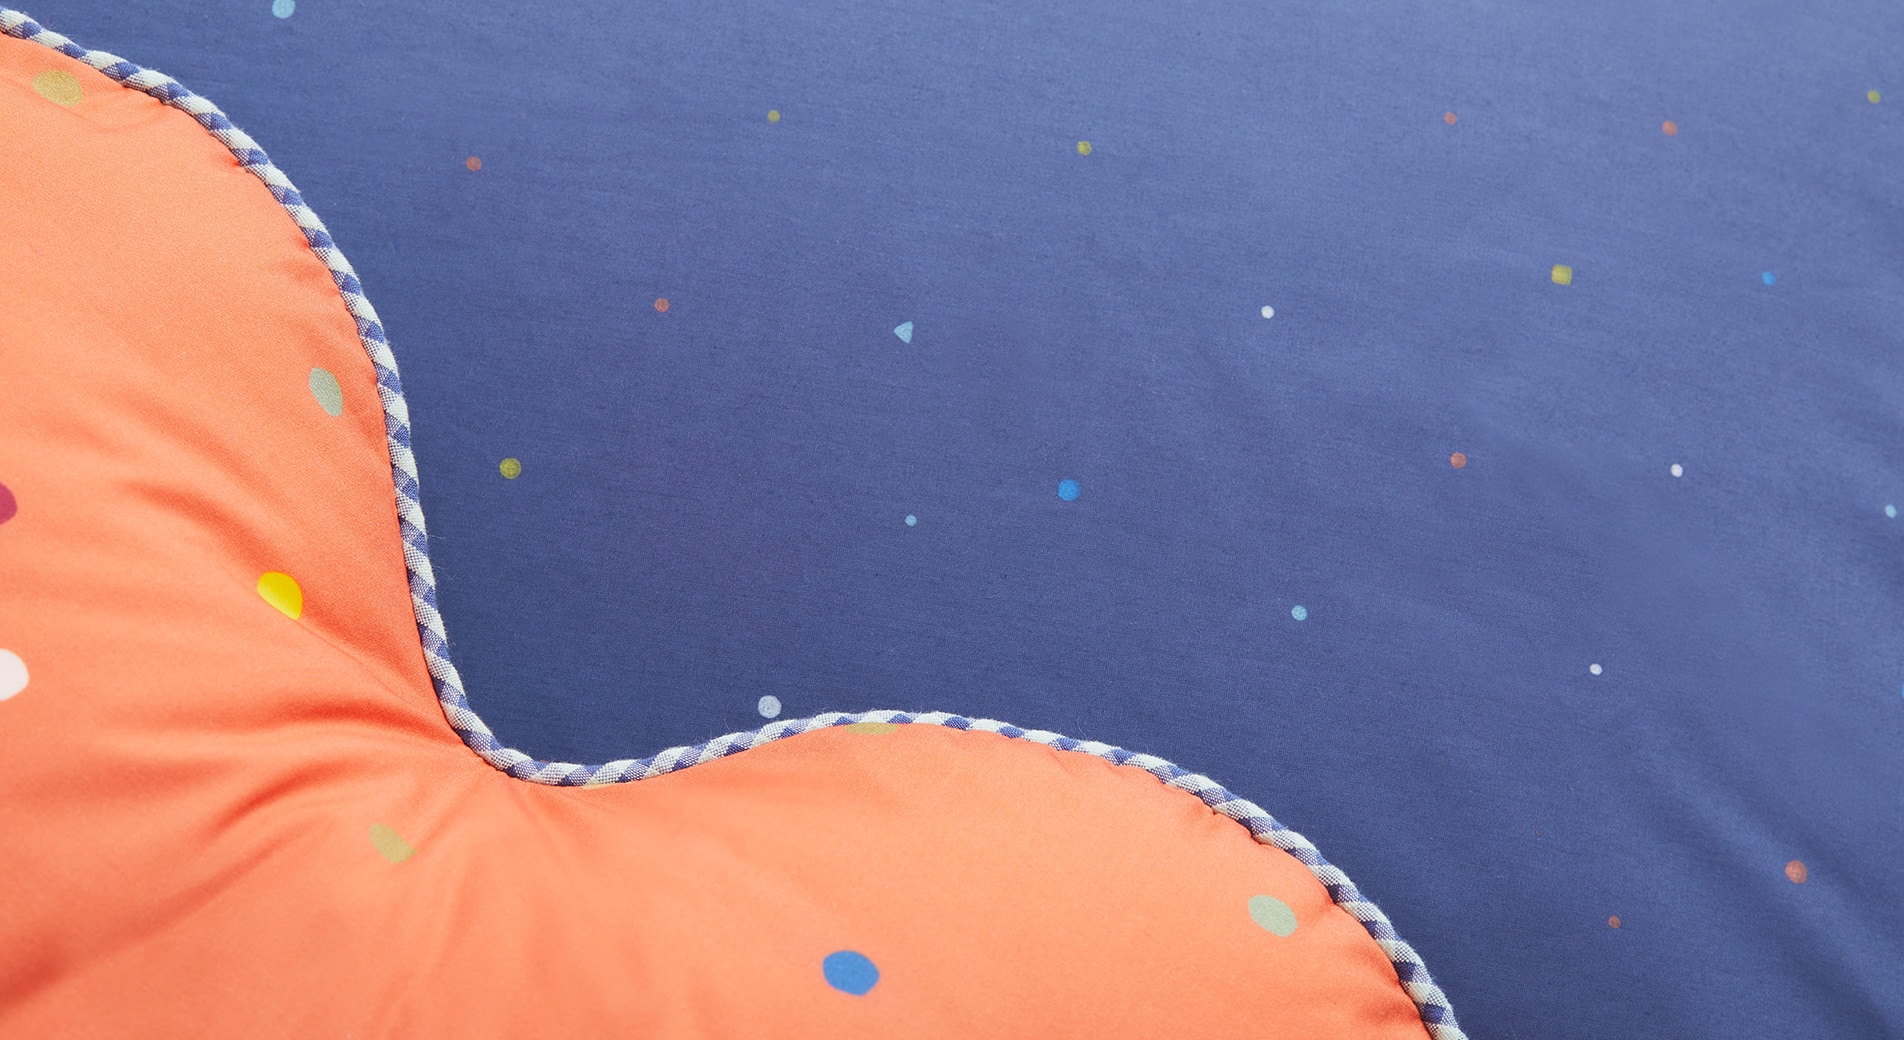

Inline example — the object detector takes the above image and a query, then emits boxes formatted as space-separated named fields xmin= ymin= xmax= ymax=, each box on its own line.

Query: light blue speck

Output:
xmin=1887 ymin=504 xmax=1896 ymax=519
xmin=1761 ymin=271 xmax=1776 ymax=286
xmin=1057 ymin=479 xmax=1080 ymax=501
xmin=893 ymin=321 xmax=913 ymax=344
xmin=271 ymin=0 xmax=295 ymax=17
xmin=1291 ymin=605 xmax=1308 ymax=621
xmin=904 ymin=514 xmax=917 ymax=526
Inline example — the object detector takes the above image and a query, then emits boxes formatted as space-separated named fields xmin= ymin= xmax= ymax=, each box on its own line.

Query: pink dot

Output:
xmin=0 ymin=483 xmax=16 ymax=525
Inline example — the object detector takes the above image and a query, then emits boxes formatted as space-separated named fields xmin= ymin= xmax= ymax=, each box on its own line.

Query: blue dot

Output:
xmin=271 ymin=0 xmax=295 ymax=17
xmin=904 ymin=514 xmax=917 ymax=526
xmin=1761 ymin=271 xmax=1776 ymax=286
xmin=1290 ymin=605 xmax=1307 ymax=621
xmin=1057 ymin=479 xmax=1080 ymax=501
xmin=822 ymin=950 xmax=879 ymax=995
xmin=1887 ymin=504 xmax=1896 ymax=519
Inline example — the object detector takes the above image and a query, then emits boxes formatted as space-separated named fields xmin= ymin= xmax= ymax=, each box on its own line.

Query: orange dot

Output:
xmin=654 ymin=298 xmax=670 ymax=313
xmin=465 ymin=155 xmax=482 ymax=171
xmin=1661 ymin=120 xmax=1678 ymax=137
xmin=1449 ymin=452 xmax=1467 ymax=469
xmin=1443 ymin=111 xmax=1457 ymax=125
xmin=1608 ymin=915 xmax=1622 ymax=929
xmin=1785 ymin=860 xmax=1808 ymax=884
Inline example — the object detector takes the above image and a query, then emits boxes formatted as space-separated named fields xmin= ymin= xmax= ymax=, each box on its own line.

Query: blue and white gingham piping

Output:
xmin=1 ymin=10 xmax=1464 ymax=1036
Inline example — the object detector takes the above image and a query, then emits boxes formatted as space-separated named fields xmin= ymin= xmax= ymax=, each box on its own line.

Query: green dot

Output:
xmin=308 ymin=367 xmax=344 ymax=416
xmin=1247 ymin=894 xmax=1298 ymax=937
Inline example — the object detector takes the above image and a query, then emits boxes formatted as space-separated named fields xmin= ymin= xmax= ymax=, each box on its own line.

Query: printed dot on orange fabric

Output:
xmin=1443 ymin=111 xmax=1457 ymax=125
xmin=1608 ymin=915 xmax=1622 ymax=929
xmin=844 ymin=722 xmax=899 ymax=734
xmin=1247 ymin=894 xmax=1299 ymax=937
xmin=822 ymin=950 xmax=879 ymax=995
xmin=1661 ymin=120 xmax=1678 ymax=136
xmin=654 ymin=298 xmax=670 ymax=313
xmin=1785 ymin=860 xmax=1808 ymax=884
xmin=256 ymin=572 xmax=303 ymax=620
xmin=30 ymin=70 xmax=82 ymax=107
xmin=0 ymin=482 xmax=15 ymax=525
xmin=465 ymin=155 xmax=482 ymax=171
xmin=308 ymin=367 xmax=344 ymax=416
xmin=0 ymin=649 xmax=28 ymax=701
xmin=1449 ymin=452 xmax=1467 ymax=469
xmin=369 ymin=824 xmax=416 ymax=864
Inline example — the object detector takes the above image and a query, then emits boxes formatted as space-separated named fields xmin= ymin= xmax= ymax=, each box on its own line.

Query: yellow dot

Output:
xmin=500 ymin=457 xmax=522 ymax=479
xmin=1551 ymin=264 xmax=1573 ymax=286
xmin=1869 ymin=89 xmax=1882 ymax=104
xmin=844 ymin=722 xmax=899 ymax=734
xmin=31 ymin=70 xmax=83 ymax=107
xmin=1076 ymin=140 xmax=1093 ymax=155
xmin=368 ymin=824 xmax=416 ymax=864
xmin=257 ymin=571 xmax=303 ymax=620
xmin=767 ymin=109 xmax=781 ymax=122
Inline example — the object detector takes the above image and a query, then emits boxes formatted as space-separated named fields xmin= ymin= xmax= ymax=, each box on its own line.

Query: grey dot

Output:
xmin=757 ymin=695 xmax=782 ymax=719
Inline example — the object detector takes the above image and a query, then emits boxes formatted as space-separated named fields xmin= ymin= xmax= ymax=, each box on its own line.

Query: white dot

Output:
xmin=1260 ymin=305 xmax=1275 ymax=319
xmin=904 ymin=514 xmax=917 ymax=526
xmin=0 ymin=649 xmax=27 ymax=700
xmin=756 ymin=695 xmax=782 ymax=719
xmin=1669 ymin=463 xmax=1683 ymax=478
xmin=1589 ymin=663 xmax=1602 ymax=676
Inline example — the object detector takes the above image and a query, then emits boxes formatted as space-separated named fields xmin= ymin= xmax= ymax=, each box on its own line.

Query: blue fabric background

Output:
xmin=29 ymin=0 xmax=1904 ymax=1033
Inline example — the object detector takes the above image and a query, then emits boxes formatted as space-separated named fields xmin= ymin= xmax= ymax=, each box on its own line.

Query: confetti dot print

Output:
xmin=1260 ymin=305 xmax=1275 ymax=319
xmin=308 ymin=367 xmax=344 ymax=416
xmin=1670 ymin=463 xmax=1683 ymax=478
xmin=465 ymin=156 xmax=482 ymax=171
xmin=893 ymin=321 xmax=914 ymax=343
xmin=1076 ymin=141 xmax=1093 ymax=155
xmin=1449 ymin=452 xmax=1467 ymax=469
xmin=0 ymin=649 xmax=27 ymax=701
xmin=822 ymin=951 xmax=880 ymax=995
xmin=1762 ymin=271 xmax=1776 ymax=286
xmin=904 ymin=514 xmax=917 ymax=526
xmin=1887 ymin=504 xmax=1897 ymax=519
xmin=654 ymin=298 xmax=669 ymax=313
xmin=1608 ymin=915 xmax=1622 ymax=929
xmin=257 ymin=572 xmax=303 ymax=620
xmin=1291 ymin=605 xmax=1308 ymax=621
xmin=758 ymin=695 xmax=782 ymax=719
xmin=1247 ymin=894 xmax=1299 ymax=937
xmin=369 ymin=824 xmax=415 ymax=864
xmin=1551 ymin=264 xmax=1573 ymax=286
xmin=767 ymin=109 xmax=781 ymax=123
xmin=0 ymin=482 xmax=15 ymax=525
xmin=1590 ymin=663 xmax=1603 ymax=676
xmin=30 ymin=70 xmax=82 ymax=107
xmin=1443 ymin=111 xmax=1457 ymax=125
xmin=1785 ymin=860 xmax=1808 ymax=884
xmin=1870 ymin=90 xmax=1882 ymax=104
xmin=272 ymin=0 xmax=295 ymax=18
xmin=1661 ymin=120 xmax=1678 ymax=136
xmin=500 ymin=458 xmax=522 ymax=479
xmin=1057 ymin=479 xmax=1081 ymax=501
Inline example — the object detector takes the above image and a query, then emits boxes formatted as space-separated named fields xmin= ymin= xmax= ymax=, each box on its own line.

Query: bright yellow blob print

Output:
xmin=257 ymin=571 xmax=303 ymax=620
xmin=1551 ymin=264 xmax=1573 ymax=286
xmin=1076 ymin=140 xmax=1093 ymax=155
xmin=767 ymin=109 xmax=781 ymax=123
xmin=369 ymin=824 xmax=416 ymax=864
xmin=499 ymin=458 xmax=522 ymax=479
